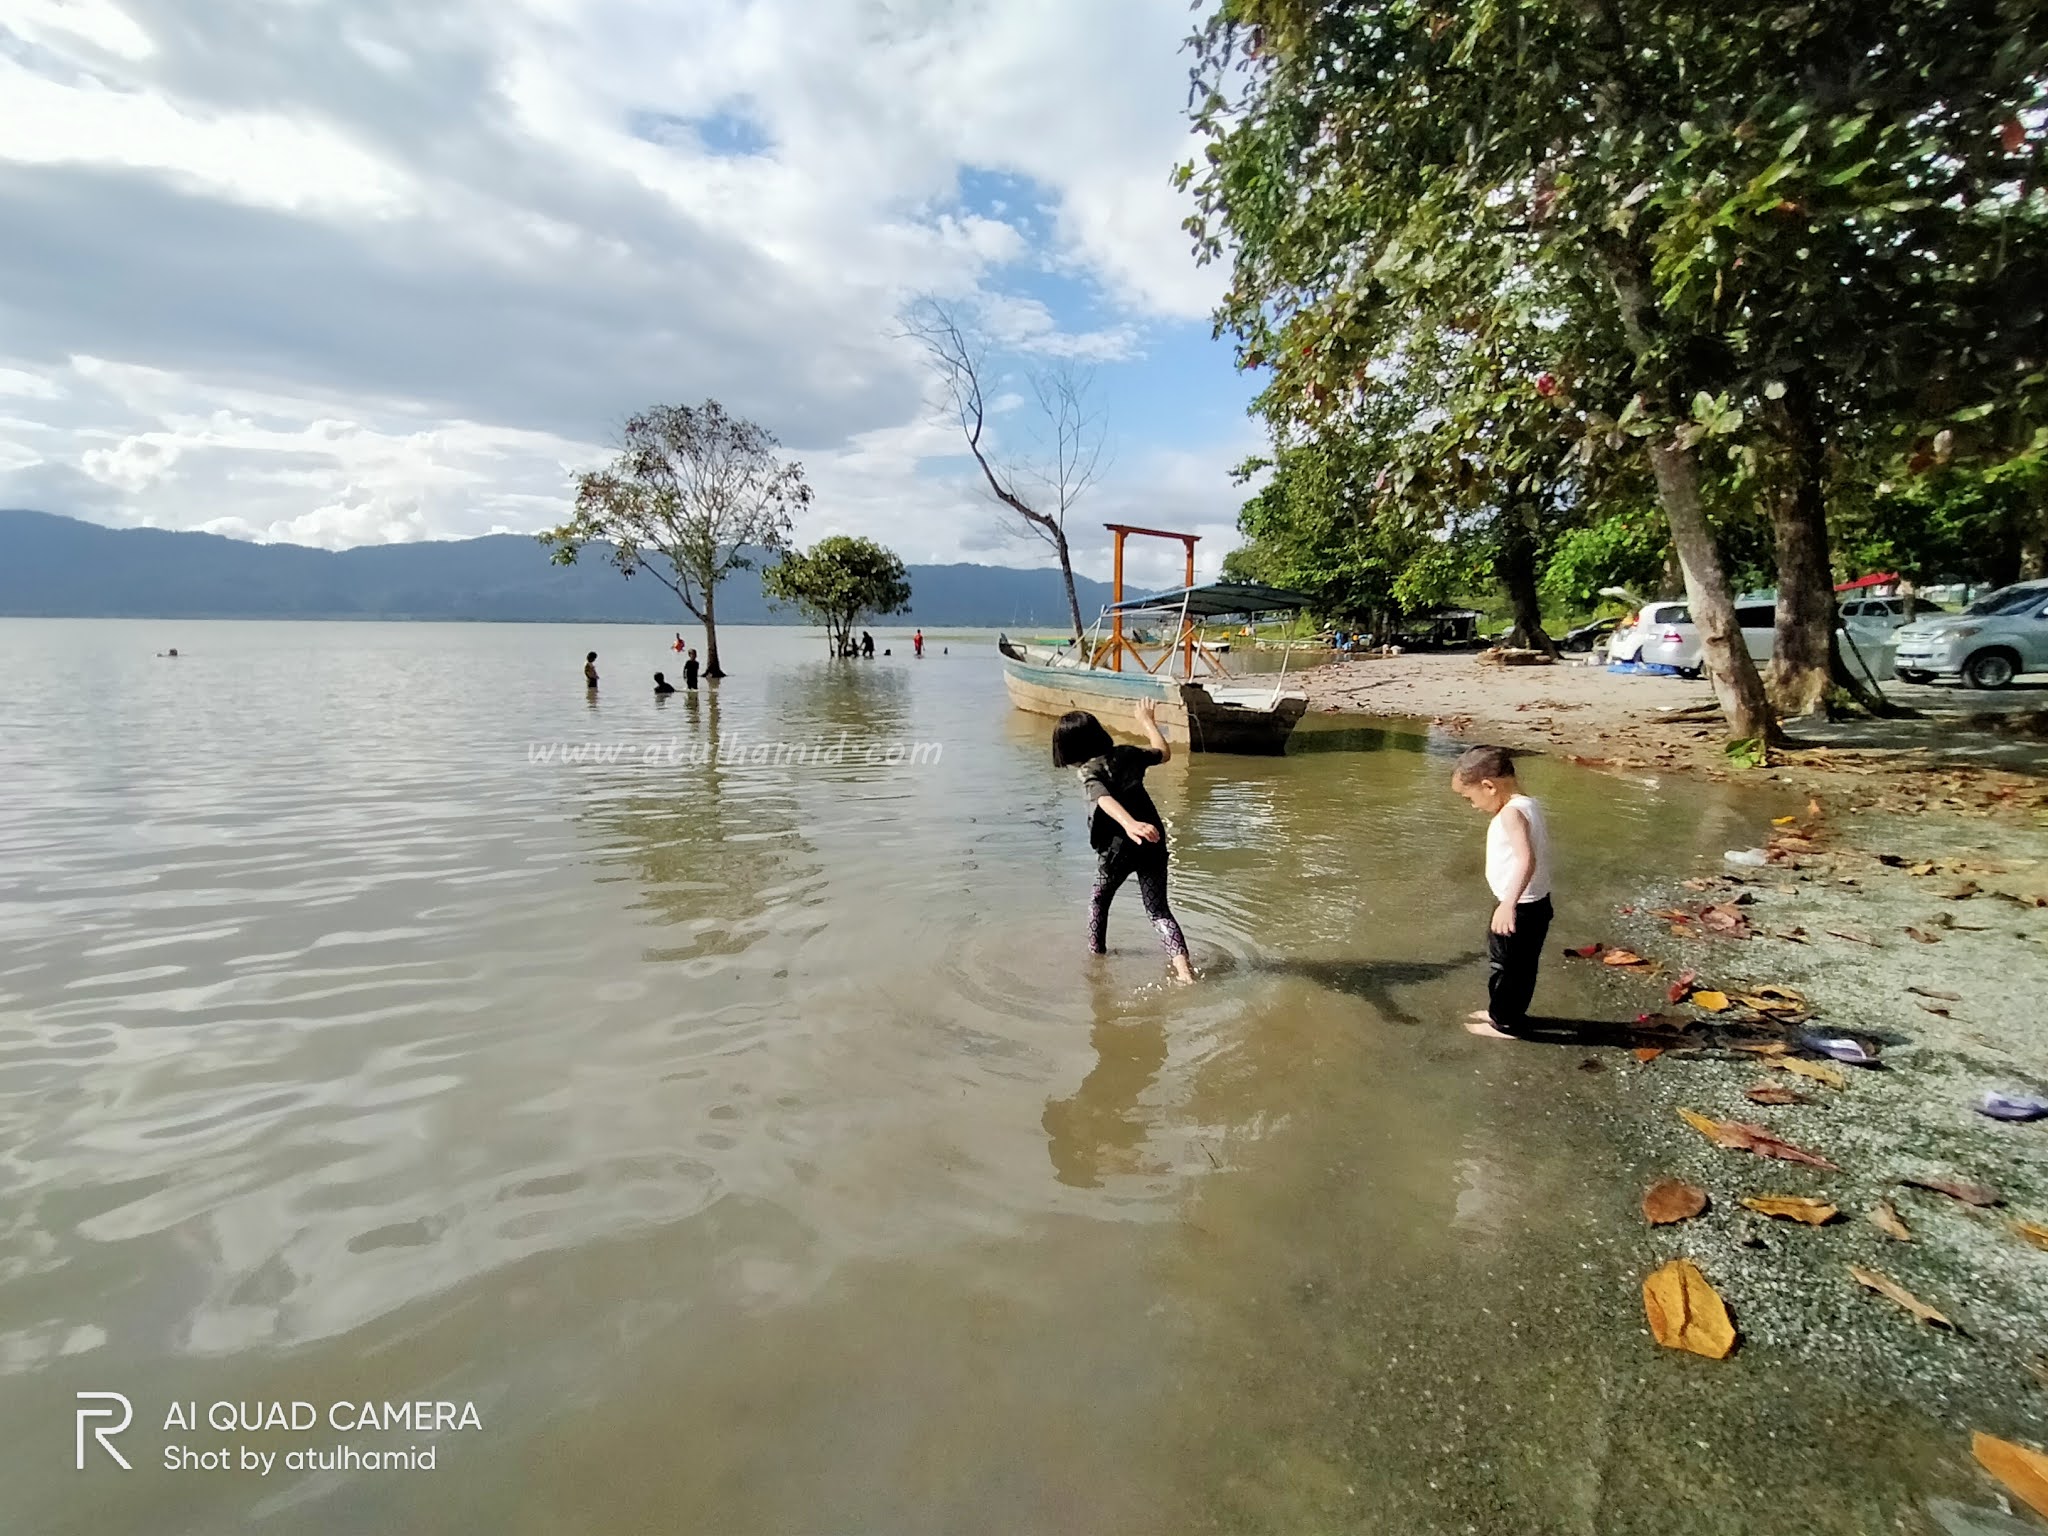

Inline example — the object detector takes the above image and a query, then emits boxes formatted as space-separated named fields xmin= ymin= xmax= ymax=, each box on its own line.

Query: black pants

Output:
xmin=1088 ymin=842 xmax=1188 ymax=959
xmin=1487 ymin=895 xmax=1553 ymax=1032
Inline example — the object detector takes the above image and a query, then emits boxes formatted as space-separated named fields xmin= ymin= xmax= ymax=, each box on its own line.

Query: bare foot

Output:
xmin=1170 ymin=961 xmax=1196 ymax=984
xmin=1464 ymin=1010 xmax=1514 ymax=1039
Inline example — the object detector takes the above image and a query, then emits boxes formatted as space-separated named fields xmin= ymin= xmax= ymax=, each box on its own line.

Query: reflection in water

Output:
xmin=1042 ymin=962 xmax=1170 ymax=1188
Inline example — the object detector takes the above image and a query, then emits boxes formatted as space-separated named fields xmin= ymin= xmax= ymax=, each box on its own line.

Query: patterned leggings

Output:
xmin=1088 ymin=845 xmax=1189 ymax=959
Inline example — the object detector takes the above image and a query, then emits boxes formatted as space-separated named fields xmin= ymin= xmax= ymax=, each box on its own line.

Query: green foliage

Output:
xmin=762 ymin=536 xmax=912 ymax=655
xmin=1540 ymin=506 xmax=1671 ymax=612
xmin=1836 ymin=452 xmax=2048 ymax=586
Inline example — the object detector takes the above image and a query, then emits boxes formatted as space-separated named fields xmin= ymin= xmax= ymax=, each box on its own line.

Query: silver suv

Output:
xmin=1892 ymin=579 xmax=2048 ymax=689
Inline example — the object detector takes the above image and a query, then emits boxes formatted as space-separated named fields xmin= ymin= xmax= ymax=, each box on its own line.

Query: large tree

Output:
xmin=541 ymin=401 xmax=811 ymax=678
xmin=905 ymin=300 xmax=1107 ymax=643
xmin=1183 ymin=0 xmax=2046 ymax=741
xmin=762 ymin=535 xmax=913 ymax=657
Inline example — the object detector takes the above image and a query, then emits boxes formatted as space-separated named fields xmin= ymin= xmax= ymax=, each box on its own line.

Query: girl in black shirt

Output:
xmin=1052 ymin=699 xmax=1194 ymax=982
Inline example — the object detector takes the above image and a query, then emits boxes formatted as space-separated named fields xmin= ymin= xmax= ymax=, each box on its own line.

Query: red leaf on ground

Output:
xmin=1563 ymin=942 xmax=1604 ymax=959
xmin=1901 ymin=1175 xmax=2003 ymax=1208
xmin=1666 ymin=969 xmax=1699 ymax=1004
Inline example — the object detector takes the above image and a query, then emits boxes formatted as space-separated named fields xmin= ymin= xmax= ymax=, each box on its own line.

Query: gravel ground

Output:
xmin=1563 ymin=806 xmax=2048 ymax=1456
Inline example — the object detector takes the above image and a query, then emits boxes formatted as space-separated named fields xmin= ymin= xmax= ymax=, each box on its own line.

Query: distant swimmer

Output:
xmin=157 ymin=648 xmax=179 ymax=657
xmin=913 ymin=628 xmax=924 ymax=657
xmin=584 ymin=651 xmax=599 ymax=690
xmin=673 ymin=633 xmax=685 ymax=653
xmin=654 ymin=671 xmax=675 ymax=695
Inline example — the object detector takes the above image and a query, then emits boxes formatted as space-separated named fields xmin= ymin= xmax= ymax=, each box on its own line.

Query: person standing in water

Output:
xmin=912 ymin=628 xmax=924 ymax=657
xmin=1053 ymin=699 xmax=1194 ymax=983
xmin=653 ymin=672 xmax=675 ymax=695
xmin=584 ymin=651 xmax=599 ymax=690
xmin=1451 ymin=744 xmax=1552 ymax=1038
xmin=673 ymin=633 xmax=685 ymax=653
xmin=860 ymin=630 xmax=875 ymax=658
xmin=683 ymin=648 xmax=700 ymax=689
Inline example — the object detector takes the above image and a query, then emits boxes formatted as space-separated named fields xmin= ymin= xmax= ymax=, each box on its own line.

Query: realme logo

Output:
xmin=75 ymin=1392 xmax=133 ymax=1470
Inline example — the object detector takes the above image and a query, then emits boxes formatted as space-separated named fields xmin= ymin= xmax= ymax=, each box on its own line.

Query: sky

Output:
xmin=0 ymin=0 xmax=1265 ymax=587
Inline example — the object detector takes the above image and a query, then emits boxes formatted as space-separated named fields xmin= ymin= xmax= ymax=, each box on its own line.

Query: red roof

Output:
xmin=1834 ymin=571 xmax=1899 ymax=592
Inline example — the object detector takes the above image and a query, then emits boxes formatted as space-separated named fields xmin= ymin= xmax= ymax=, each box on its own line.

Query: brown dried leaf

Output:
xmin=1643 ymin=1259 xmax=1737 ymax=1359
xmin=1827 ymin=927 xmax=1879 ymax=946
xmin=1676 ymin=1108 xmax=1839 ymax=1168
xmin=1741 ymin=1195 xmax=1839 ymax=1225
xmin=1642 ymin=1179 xmax=1708 ymax=1225
xmin=1745 ymin=1083 xmax=1810 ymax=1106
xmin=1901 ymin=1175 xmax=2003 ymax=1208
xmin=1907 ymin=985 xmax=1961 ymax=1002
xmin=1869 ymin=1201 xmax=1912 ymax=1241
xmin=1699 ymin=904 xmax=1754 ymax=937
xmin=1849 ymin=1265 xmax=1958 ymax=1330
xmin=1633 ymin=1047 xmax=1665 ymax=1064
xmin=2014 ymin=1221 xmax=2048 ymax=1252
xmin=1974 ymin=1433 xmax=2048 ymax=1521
xmin=1603 ymin=948 xmax=1649 ymax=967
xmin=1774 ymin=1057 xmax=1848 ymax=1090
xmin=1904 ymin=926 xmax=1942 ymax=944
xmin=1666 ymin=969 xmax=1699 ymax=1004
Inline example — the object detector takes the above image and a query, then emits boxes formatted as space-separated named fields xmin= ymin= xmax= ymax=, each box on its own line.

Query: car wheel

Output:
xmin=1895 ymin=668 xmax=1933 ymax=684
xmin=1963 ymin=649 xmax=2019 ymax=690
xmin=1678 ymin=666 xmax=1702 ymax=680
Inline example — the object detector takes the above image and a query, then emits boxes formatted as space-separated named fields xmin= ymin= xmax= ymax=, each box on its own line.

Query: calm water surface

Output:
xmin=0 ymin=620 xmax=1957 ymax=1533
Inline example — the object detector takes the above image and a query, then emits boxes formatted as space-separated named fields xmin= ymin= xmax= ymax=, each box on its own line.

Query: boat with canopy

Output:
xmin=997 ymin=523 xmax=1313 ymax=754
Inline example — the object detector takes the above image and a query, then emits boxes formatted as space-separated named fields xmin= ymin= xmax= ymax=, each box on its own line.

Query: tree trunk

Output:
xmin=1054 ymin=526 xmax=1086 ymax=643
xmin=1602 ymin=241 xmax=1772 ymax=743
xmin=1766 ymin=382 xmax=1836 ymax=719
xmin=1495 ymin=505 xmax=1556 ymax=655
xmin=1659 ymin=545 xmax=1685 ymax=599
xmin=702 ymin=583 xmax=724 ymax=678
xmin=1646 ymin=439 xmax=1774 ymax=741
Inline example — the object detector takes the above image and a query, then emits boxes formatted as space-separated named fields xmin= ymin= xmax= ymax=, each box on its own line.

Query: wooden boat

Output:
xmin=996 ymin=524 xmax=1312 ymax=755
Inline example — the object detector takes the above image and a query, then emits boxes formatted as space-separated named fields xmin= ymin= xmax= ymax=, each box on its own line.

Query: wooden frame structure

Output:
xmin=1095 ymin=523 xmax=1200 ymax=676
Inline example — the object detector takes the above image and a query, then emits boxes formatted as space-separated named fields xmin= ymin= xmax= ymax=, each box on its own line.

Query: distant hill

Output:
xmin=0 ymin=509 xmax=1118 ymax=627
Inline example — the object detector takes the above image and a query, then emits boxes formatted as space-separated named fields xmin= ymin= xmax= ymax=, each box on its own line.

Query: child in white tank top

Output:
xmin=1452 ymin=745 xmax=1553 ymax=1038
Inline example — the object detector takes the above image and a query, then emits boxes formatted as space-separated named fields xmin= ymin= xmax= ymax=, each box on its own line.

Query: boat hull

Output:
xmin=998 ymin=646 xmax=1307 ymax=755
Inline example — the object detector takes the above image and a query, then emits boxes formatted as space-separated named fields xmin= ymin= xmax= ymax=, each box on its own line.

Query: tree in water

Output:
xmin=541 ymin=401 xmax=811 ymax=678
xmin=763 ymin=536 xmax=913 ymax=658
xmin=904 ymin=299 xmax=1107 ymax=644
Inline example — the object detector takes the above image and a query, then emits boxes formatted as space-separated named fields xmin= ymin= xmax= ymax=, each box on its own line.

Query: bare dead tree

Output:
xmin=904 ymin=298 xmax=1108 ymax=641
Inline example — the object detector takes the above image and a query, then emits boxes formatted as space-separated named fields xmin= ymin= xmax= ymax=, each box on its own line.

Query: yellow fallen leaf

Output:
xmin=2015 ymin=1221 xmax=2048 ymax=1252
xmin=1643 ymin=1259 xmax=1737 ymax=1359
xmin=1691 ymin=990 xmax=1731 ymax=1012
xmin=1741 ymin=1195 xmax=1838 ymax=1225
xmin=1849 ymin=1265 xmax=1958 ymax=1331
xmin=1869 ymin=1201 xmax=1912 ymax=1241
xmin=1774 ymin=1057 xmax=1847 ymax=1090
xmin=1973 ymin=1432 xmax=2048 ymax=1520
xmin=1772 ymin=815 xmax=1797 ymax=825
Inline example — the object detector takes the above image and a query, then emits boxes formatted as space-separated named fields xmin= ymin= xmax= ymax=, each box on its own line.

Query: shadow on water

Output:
xmin=1231 ymin=951 xmax=1483 ymax=1024
xmin=1283 ymin=721 xmax=1437 ymax=755
xmin=1042 ymin=962 xmax=1170 ymax=1189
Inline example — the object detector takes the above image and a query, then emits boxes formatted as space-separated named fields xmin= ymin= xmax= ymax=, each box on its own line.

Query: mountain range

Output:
xmin=0 ymin=509 xmax=1119 ymax=627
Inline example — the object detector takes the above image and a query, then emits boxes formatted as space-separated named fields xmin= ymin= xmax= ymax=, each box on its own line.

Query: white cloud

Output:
xmin=0 ymin=0 xmax=1248 ymax=567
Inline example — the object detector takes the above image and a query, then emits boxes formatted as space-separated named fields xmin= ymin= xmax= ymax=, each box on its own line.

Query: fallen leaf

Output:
xmin=1908 ymin=986 xmax=1962 ymax=1002
xmin=1974 ymin=1433 xmax=2048 ymax=1520
xmin=1666 ymin=969 xmax=1699 ymax=1004
xmin=1916 ymin=1001 xmax=1952 ymax=1017
xmin=1603 ymin=948 xmax=1648 ymax=967
xmin=1945 ymin=881 xmax=1981 ymax=900
xmin=1643 ymin=1259 xmax=1737 ymax=1359
xmin=1774 ymin=1057 xmax=1848 ymax=1090
xmin=2014 ymin=1221 xmax=2048 ymax=1252
xmin=1869 ymin=1201 xmax=1912 ymax=1241
xmin=1849 ymin=1265 xmax=1958 ymax=1330
xmin=1634 ymin=1047 xmax=1666 ymax=1063
xmin=1745 ymin=1083 xmax=1810 ymax=1106
xmin=1690 ymin=990 xmax=1732 ymax=1011
xmin=1772 ymin=815 xmax=1797 ymax=826
xmin=1901 ymin=1175 xmax=2003 ymax=1208
xmin=1642 ymin=1179 xmax=1708 ymax=1225
xmin=1827 ymin=928 xmax=1879 ymax=946
xmin=1905 ymin=926 xmax=1942 ymax=944
xmin=1677 ymin=1108 xmax=1839 ymax=1168
xmin=1742 ymin=1195 xmax=1839 ymax=1225
xmin=1732 ymin=1041 xmax=1792 ymax=1057
xmin=1563 ymin=942 xmax=1604 ymax=959
xmin=1699 ymin=904 xmax=1754 ymax=937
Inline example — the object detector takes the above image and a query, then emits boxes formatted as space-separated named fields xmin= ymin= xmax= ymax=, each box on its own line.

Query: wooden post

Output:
xmin=1181 ymin=535 xmax=1196 ymax=680
xmin=1110 ymin=527 xmax=1127 ymax=672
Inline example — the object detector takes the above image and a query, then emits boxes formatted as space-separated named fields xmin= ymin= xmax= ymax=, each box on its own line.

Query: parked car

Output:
xmin=1610 ymin=601 xmax=1775 ymax=675
xmin=1892 ymin=579 xmax=2048 ymax=689
xmin=1839 ymin=594 xmax=1948 ymax=634
xmin=1561 ymin=615 xmax=1621 ymax=653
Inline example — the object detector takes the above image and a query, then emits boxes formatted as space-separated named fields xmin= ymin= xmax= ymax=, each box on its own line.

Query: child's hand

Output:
xmin=1134 ymin=699 xmax=1158 ymax=726
xmin=1490 ymin=900 xmax=1518 ymax=936
xmin=1128 ymin=821 xmax=1162 ymax=844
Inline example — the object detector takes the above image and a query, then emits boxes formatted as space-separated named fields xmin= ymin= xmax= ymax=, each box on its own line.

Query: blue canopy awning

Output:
xmin=1103 ymin=581 xmax=1313 ymax=619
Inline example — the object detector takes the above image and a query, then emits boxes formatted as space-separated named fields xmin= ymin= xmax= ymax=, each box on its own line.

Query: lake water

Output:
xmin=0 ymin=620 xmax=1954 ymax=1533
